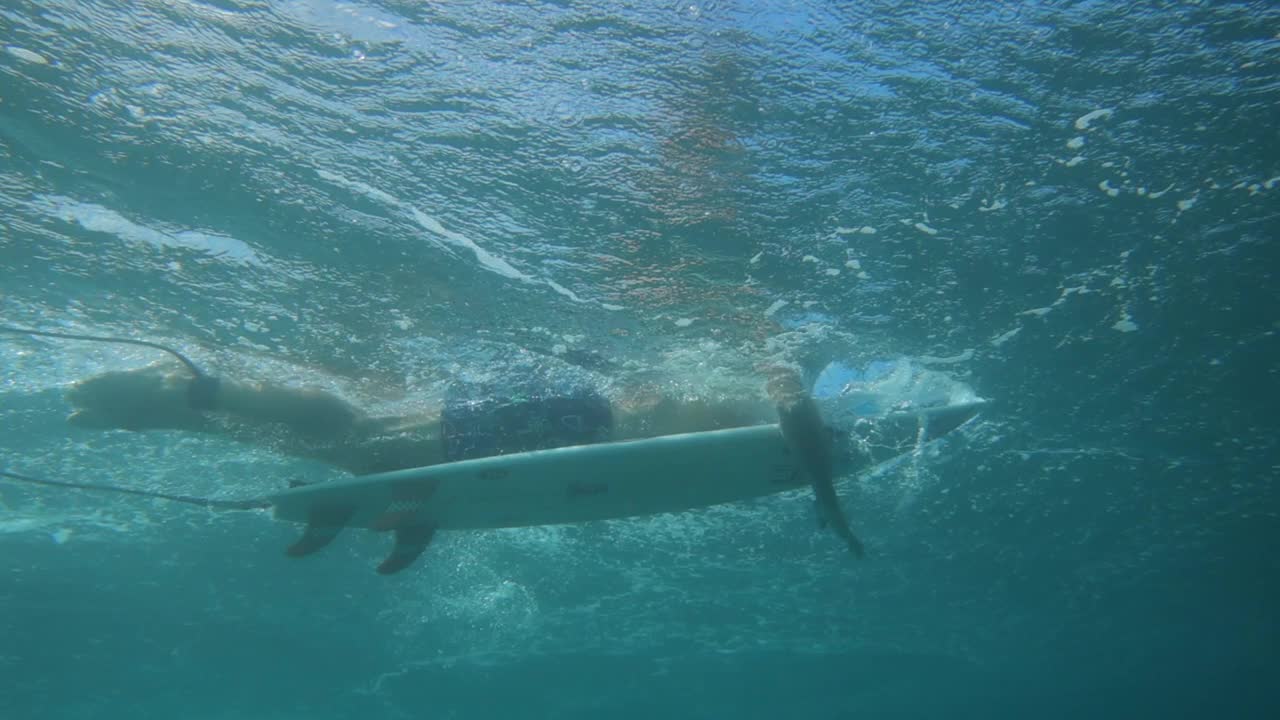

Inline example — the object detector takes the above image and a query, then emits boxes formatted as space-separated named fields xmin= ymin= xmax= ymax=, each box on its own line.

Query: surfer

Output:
xmin=60 ymin=357 xmax=979 ymax=557
xmin=62 ymin=360 xmax=783 ymax=473
xmin=2 ymin=326 xmax=982 ymax=568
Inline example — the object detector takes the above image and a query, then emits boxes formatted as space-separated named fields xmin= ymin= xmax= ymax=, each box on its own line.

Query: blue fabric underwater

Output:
xmin=1 ymin=1 xmax=1277 ymax=719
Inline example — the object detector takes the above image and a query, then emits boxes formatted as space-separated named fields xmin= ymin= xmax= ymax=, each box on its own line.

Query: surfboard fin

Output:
xmin=286 ymin=504 xmax=357 ymax=557
xmin=376 ymin=524 xmax=436 ymax=575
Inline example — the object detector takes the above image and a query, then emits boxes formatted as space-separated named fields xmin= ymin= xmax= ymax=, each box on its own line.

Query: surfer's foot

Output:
xmin=66 ymin=363 xmax=207 ymax=431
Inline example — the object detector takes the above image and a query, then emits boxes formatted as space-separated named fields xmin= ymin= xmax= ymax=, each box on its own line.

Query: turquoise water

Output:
xmin=2 ymin=1 xmax=1277 ymax=717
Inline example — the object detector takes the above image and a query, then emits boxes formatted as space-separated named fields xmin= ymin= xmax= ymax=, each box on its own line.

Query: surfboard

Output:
xmin=270 ymin=423 xmax=804 ymax=533
xmin=0 ymin=400 xmax=983 ymax=574
xmin=266 ymin=401 xmax=984 ymax=573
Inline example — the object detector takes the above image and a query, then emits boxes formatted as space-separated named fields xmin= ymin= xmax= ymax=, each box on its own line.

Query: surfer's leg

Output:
xmin=66 ymin=363 xmax=448 ymax=474
xmin=67 ymin=362 xmax=363 ymax=438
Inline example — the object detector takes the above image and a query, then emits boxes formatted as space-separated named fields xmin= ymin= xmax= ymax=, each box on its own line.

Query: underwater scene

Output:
xmin=1 ymin=1 xmax=1276 ymax=718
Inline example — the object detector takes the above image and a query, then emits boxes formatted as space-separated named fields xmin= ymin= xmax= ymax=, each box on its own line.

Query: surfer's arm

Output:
xmin=766 ymin=365 xmax=865 ymax=557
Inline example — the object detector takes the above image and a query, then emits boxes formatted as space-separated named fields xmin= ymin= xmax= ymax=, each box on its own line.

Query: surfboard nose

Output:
xmin=918 ymin=400 xmax=986 ymax=442
xmin=847 ymin=399 xmax=986 ymax=467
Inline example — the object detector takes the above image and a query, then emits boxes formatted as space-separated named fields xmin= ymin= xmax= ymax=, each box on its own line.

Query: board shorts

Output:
xmin=441 ymin=379 xmax=614 ymax=462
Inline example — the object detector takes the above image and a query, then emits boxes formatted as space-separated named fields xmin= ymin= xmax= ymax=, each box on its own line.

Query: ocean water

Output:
xmin=1 ymin=1 xmax=1277 ymax=718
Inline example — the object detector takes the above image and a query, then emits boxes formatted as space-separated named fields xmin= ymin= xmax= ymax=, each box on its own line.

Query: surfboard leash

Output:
xmin=0 ymin=325 xmax=207 ymax=376
xmin=0 ymin=326 xmax=259 ymax=507
xmin=0 ymin=325 xmax=222 ymax=410
xmin=0 ymin=469 xmax=271 ymax=511
xmin=0 ymin=468 xmax=427 ymax=574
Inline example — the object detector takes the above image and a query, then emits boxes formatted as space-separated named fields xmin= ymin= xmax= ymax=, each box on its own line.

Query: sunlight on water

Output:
xmin=1 ymin=0 xmax=1276 ymax=718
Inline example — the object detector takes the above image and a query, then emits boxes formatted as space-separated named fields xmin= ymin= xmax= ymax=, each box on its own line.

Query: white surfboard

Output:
xmin=270 ymin=423 xmax=803 ymax=532
xmin=266 ymin=400 xmax=983 ymax=573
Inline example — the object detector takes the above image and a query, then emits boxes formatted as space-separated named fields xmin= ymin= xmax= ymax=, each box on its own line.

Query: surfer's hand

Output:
xmin=66 ymin=363 xmax=208 ymax=431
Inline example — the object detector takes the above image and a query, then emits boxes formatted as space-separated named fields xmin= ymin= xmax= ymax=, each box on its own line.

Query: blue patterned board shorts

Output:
xmin=441 ymin=380 xmax=614 ymax=462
